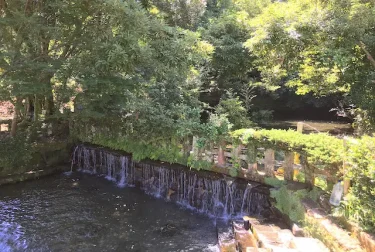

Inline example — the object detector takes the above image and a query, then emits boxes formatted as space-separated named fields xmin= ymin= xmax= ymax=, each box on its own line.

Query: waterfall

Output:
xmin=224 ymin=180 xmax=236 ymax=217
xmin=72 ymin=145 xmax=271 ymax=218
xmin=118 ymin=156 xmax=131 ymax=188
xmin=241 ymin=183 xmax=253 ymax=214
xmin=118 ymin=157 xmax=127 ymax=187
xmin=69 ymin=146 xmax=79 ymax=173
xmin=105 ymin=153 xmax=116 ymax=181
xmin=91 ymin=149 xmax=97 ymax=174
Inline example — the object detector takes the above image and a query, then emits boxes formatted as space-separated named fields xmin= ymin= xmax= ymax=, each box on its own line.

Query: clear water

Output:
xmin=0 ymin=172 xmax=219 ymax=252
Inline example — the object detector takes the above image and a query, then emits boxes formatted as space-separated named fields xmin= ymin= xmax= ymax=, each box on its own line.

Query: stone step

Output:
xmin=250 ymin=223 xmax=286 ymax=250
xmin=247 ymin=218 xmax=329 ymax=252
xmin=245 ymin=248 xmax=268 ymax=252
xmin=290 ymin=237 xmax=330 ymax=252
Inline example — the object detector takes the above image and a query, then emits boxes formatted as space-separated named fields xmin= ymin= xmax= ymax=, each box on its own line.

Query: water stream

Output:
xmin=0 ymin=173 xmax=219 ymax=251
xmin=0 ymin=144 xmax=273 ymax=251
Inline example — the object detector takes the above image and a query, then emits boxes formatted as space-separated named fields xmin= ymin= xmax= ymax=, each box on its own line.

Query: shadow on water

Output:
xmin=0 ymin=172 xmax=219 ymax=252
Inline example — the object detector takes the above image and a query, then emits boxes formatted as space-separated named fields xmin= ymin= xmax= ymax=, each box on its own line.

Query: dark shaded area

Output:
xmin=200 ymin=86 xmax=352 ymax=123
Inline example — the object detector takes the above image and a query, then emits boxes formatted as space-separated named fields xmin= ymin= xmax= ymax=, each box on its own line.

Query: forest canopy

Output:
xmin=0 ymin=0 xmax=375 ymax=137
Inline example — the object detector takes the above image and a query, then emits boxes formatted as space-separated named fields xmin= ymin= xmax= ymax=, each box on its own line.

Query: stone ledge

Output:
xmin=301 ymin=197 xmax=363 ymax=251
xmin=344 ymin=221 xmax=375 ymax=252
xmin=358 ymin=232 xmax=375 ymax=252
xmin=0 ymin=166 xmax=69 ymax=186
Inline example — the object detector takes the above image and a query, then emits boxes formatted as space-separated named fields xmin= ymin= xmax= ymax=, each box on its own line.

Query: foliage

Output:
xmin=187 ymin=158 xmax=213 ymax=171
xmin=0 ymin=0 xmax=212 ymax=139
xmin=73 ymin=122 xmax=215 ymax=171
xmin=264 ymin=177 xmax=286 ymax=188
xmin=0 ymin=133 xmax=32 ymax=170
xmin=251 ymin=110 xmax=273 ymax=124
xmin=345 ymin=137 xmax=375 ymax=232
xmin=232 ymin=128 xmax=344 ymax=172
xmin=271 ymin=185 xmax=323 ymax=224
xmin=244 ymin=0 xmax=375 ymax=118
xmin=200 ymin=113 xmax=233 ymax=145
xmin=144 ymin=0 xmax=206 ymax=29
xmin=271 ymin=186 xmax=306 ymax=224
xmin=199 ymin=10 xmax=256 ymax=102
xmin=216 ymin=95 xmax=253 ymax=130
xmin=351 ymin=108 xmax=375 ymax=136
xmin=228 ymin=167 xmax=238 ymax=177
xmin=304 ymin=217 xmax=341 ymax=252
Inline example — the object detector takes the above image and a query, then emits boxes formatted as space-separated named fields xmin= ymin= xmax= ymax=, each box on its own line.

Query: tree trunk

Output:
xmin=360 ymin=41 xmax=375 ymax=69
xmin=45 ymin=94 xmax=54 ymax=116
xmin=34 ymin=94 xmax=40 ymax=121
xmin=10 ymin=97 xmax=22 ymax=137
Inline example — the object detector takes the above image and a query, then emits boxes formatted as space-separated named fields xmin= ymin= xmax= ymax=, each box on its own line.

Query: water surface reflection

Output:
xmin=0 ymin=172 xmax=219 ymax=251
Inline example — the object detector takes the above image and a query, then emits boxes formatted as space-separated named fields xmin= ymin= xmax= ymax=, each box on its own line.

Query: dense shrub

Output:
xmin=0 ymin=133 xmax=32 ymax=173
xmin=231 ymin=128 xmax=344 ymax=174
xmin=270 ymin=186 xmax=322 ymax=224
xmin=346 ymin=137 xmax=375 ymax=232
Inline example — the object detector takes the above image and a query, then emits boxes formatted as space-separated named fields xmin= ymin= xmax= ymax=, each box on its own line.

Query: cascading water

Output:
xmin=69 ymin=146 xmax=79 ymax=173
xmin=72 ymin=145 xmax=271 ymax=218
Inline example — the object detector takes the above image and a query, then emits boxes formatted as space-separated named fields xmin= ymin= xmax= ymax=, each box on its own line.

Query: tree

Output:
xmin=0 ymin=0 xmax=211 ymax=138
xmin=142 ymin=0 xmax=207 ymax=29
xmin=1 ymin=0 xmax=145 ymax=134
xmin=245 ymin=0 xmax=375 ymax=119
xmin=199 ymin=9 xmax=256 ymax=107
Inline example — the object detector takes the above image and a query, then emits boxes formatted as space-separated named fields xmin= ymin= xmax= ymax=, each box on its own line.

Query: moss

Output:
xmin=304 ymin=217 xmax=344 ymax=252
xmin=270 ymin=185 xmax=324 ymax=224
xmin=264 ymin=177 xmax=286 ymax=187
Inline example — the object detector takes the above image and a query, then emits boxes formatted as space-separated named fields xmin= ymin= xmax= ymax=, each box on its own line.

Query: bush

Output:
xmin=271 ymin=186 xmax=323 ymax=224
xmin=231 ymin=128 xmax=344 ymax=174
xmin=0 ymin=133 xmax=32 ymax=173
xmin=271 ymin=186 xmax=306 ymax=223
xmin=216 ymin=96 xmax=253 ymax=130
xmin=346 ymin=137 xmax=375 ymax=232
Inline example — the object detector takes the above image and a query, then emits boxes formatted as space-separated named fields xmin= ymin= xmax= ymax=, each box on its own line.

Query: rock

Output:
xmin=112 ymin=211 xmax=120 ymax=217
xmin=160 ymin=223 xmax=178 ymax=237
xmin=290 ymin=237 xmax=329 ymax=252
xmin=301 ymin=198 xmax=327 ymax=219
xmin=166 ymin=189 xmax=175 ymax=201
xmin=359 ymin=231 xmax=375 ymax=252
xmin=292 ymin=224 xmax=304 ymax=237
xmin=318 ymin=193 xmax=331 ymax=213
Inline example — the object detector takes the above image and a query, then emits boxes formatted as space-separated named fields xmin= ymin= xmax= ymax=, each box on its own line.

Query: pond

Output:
xmin=0 ymin=172 xmax=219 ymax=252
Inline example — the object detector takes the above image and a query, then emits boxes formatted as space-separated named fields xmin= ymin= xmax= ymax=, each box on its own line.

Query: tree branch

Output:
xmin=359 ymin=41 xmax=375 ymax=69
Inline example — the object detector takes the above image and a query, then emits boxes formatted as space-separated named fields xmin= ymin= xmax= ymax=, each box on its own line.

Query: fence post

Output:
xmin=182 ymin=137 xmax=191 ymax=158
xmin=247 ymin=146 xmax=258 ymax=173
xmin=301 ymin=156 xmax=315 ymax=188
xmin=297 ymin=122 xmax=304 ymax=133
xmin=217 ymin=144 xmax=226 ymax=167
xmin=248 ymin=162 xmax=257 ymax=172
xmin=284 ymin=152 xmax=294 ymax=181
xmin=192 ymin=136 xmax=198 ymax=159
xmin=264 ymin=149 xmax=275 ymax=177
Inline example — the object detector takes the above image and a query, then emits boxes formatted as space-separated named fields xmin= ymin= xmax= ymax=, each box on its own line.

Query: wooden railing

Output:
xmin=192 ymin=137 xmax=306 ymax=184
xmin=76 ymin=121 xmax=342 ymax=188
